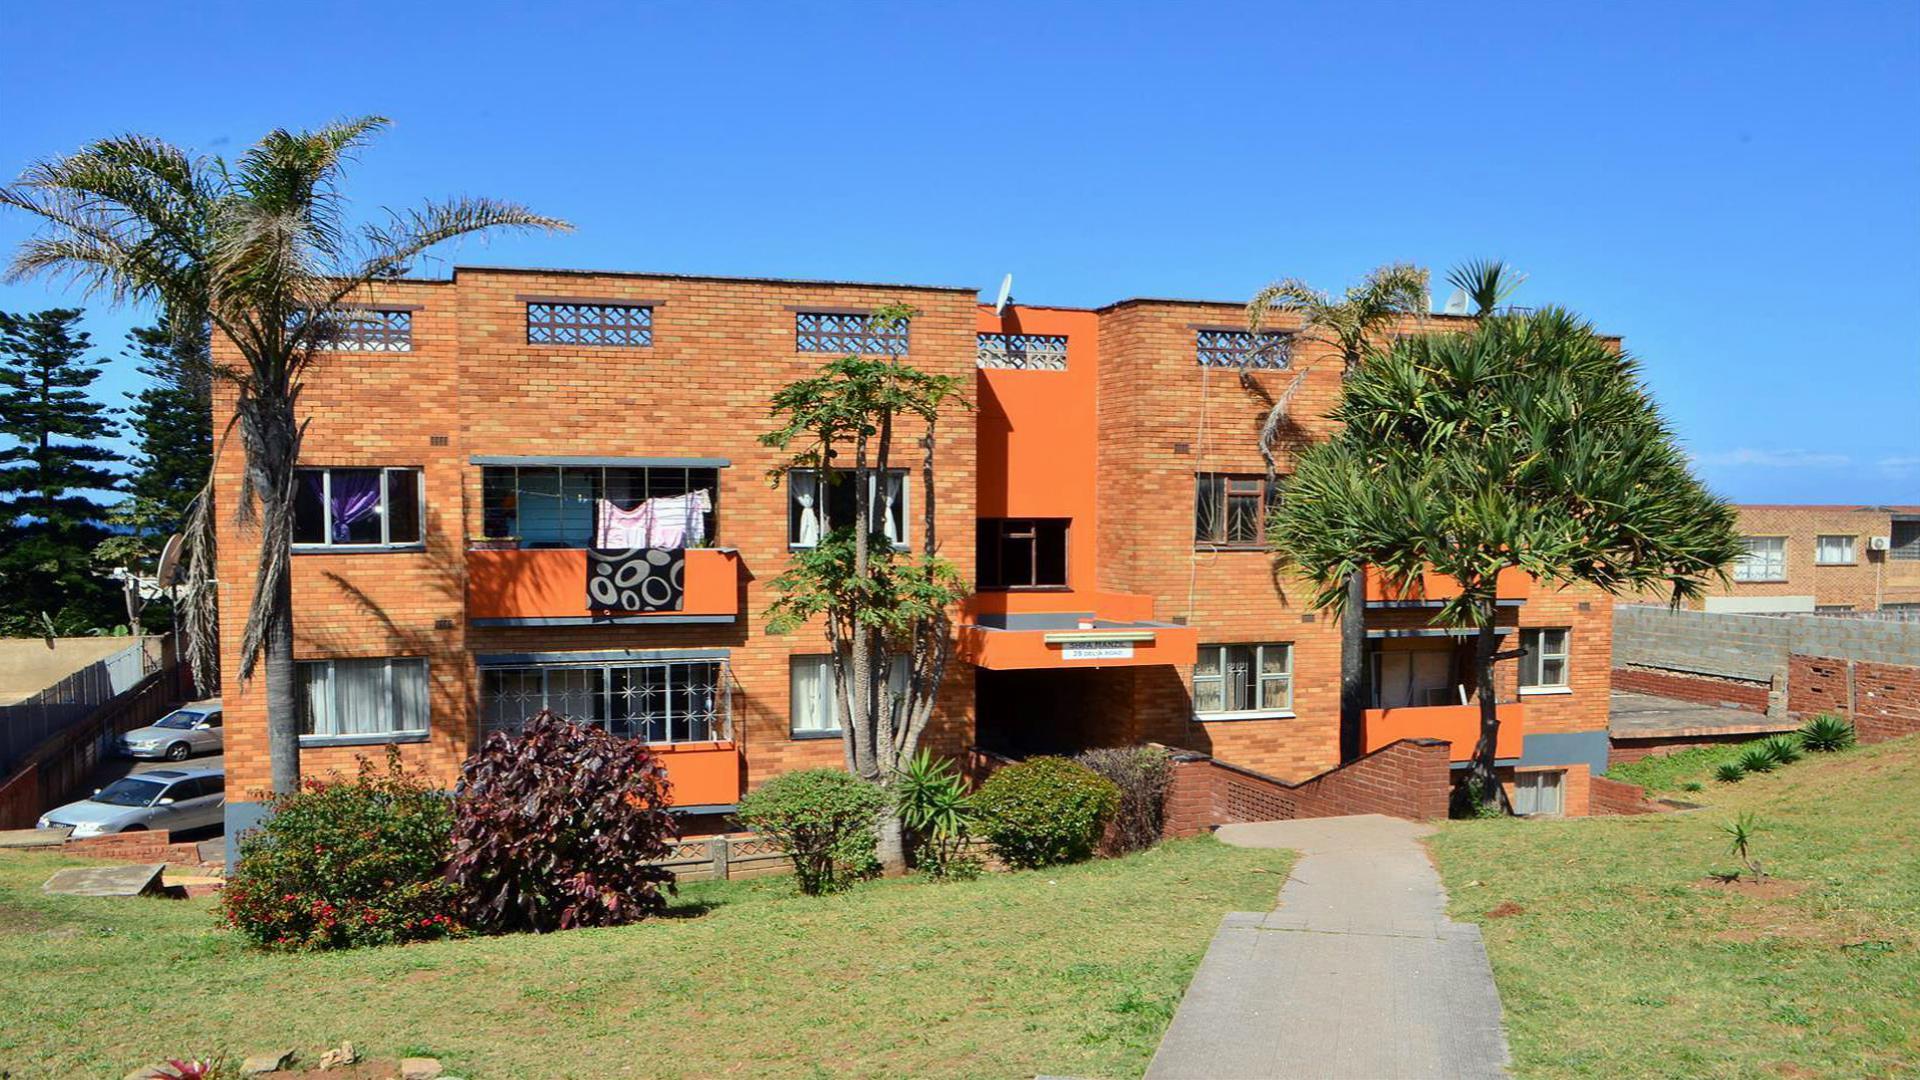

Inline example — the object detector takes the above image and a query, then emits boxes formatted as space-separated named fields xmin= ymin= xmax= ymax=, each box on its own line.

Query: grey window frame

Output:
xmin=788 ymin=653 xmax=909 ymax=738
xmin=786 ymin=468 xmax=910 ymax=549
xmin=295 ymin=657 xmax=431 ymax=744
xmin=1732 ymin=536 xmax=1787 ymax=581
xmin=1814 ymin=534 xmax=1856 ymax=565
xmin=1194 ymin=642 xmax=1294 ymax=719
xmin=1518 ymin=628 xmax=1570 ymax=690
xmin=479 ymin=464 xmax=720 ymax=548
xmin=479 ymin=659 xmax=732 ymax=746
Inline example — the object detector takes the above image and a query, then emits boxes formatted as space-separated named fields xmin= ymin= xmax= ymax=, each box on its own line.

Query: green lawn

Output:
xmin=0 ymin=836 xmax=1290 ymax=1079
xmin=1430 ymin=736 xmax=1920 ymax=1078
xmin=1605 ymin=738 xmax=1774 ymax=793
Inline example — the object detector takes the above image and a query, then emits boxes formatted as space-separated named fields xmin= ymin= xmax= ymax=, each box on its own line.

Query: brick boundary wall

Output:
xmin=1611 ymin=665 xmax=1769 ymax=713
xmin=1788 ymin=654 xmax=1920 ymax=744
xmin=61 ymin=829 xmax=210 ymax=867
xmin=1609 ymin=732 xmax=1769 ymax=767
xmin=1160 ymin=738 xmax=1452 ymax=836
xmin=1589 ymin=775 xmax=1659 ymax=815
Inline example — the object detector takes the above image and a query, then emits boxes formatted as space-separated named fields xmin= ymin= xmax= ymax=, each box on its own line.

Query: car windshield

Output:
xmin=152 ymin=710 xmax=206 ymax=730
xmin=92 ymin=778 xmax=165 ymax=807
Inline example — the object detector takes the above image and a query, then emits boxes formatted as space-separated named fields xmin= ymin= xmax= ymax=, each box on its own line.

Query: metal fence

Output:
xmin=0 ymin=639 xmax=162 ymax=775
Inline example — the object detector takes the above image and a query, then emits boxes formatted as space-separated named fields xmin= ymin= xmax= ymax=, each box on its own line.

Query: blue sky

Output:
xmin=2 ymin=0 xmax=1915 ymax=503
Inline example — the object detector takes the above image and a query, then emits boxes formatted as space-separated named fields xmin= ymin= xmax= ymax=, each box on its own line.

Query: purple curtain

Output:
xmin=328 ymin=470 xmax=382 ymax=541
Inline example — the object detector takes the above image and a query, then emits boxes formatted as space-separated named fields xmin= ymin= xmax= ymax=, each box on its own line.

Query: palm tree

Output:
xmin=1446 ymin=259 xmax=1527 ymax=316
xmin=1269 ymin=308 xmax=1739 ymax=806
xmin=1245 ymin=263 xmax=1430 ymax=760
xmin=1 ymin=118 xmax=568 ymax=793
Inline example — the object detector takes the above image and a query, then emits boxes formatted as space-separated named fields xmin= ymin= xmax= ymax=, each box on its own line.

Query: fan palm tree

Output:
xmin=1446 ymin=258 xmax=1527 ymax=316
xmin=1 ymin=118 xmax=568 ymax=793
xmin=1245 ymin=263 xmax=1430 ymax=760
xmin=1270 ymin=308 xmax=1739 ymax=806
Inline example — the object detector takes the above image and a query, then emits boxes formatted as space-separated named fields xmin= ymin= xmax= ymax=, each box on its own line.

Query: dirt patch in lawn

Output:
xmin=1485 ymin=901 xmax=1526 ymax=919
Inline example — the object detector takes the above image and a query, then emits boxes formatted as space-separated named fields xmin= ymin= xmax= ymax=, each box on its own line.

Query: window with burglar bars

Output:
xmin=1195 ymin=473 xmax=1274 ymax=548
xmin=480 ymin=660 xmax=731 ymax=745
xmin=305 ymin=308 xmax=413 ymax=352
xmin=527 ymin=302 xmax=653 ymax=346
xmin=795 ymin=311 xmax=909 ymax=354
xmin=976 ymin=333 xmax=1068 ymax=370
xmin=1195 ymin=329 xmax=1290 ymax=369
xmin=1194 ymin=643 xmax=1293 ymax=717
xmin=1891 ymin=521 xmax=1920 ymax=562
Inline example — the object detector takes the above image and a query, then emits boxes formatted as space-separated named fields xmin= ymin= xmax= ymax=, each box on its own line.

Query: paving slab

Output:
xmin=0 ymin=826 xmax=71 ymax=848
xmin=1146 ymin=815 xmax=1508 ymax=1080
xmin=41 ymin=863 xmax=166 ymax=898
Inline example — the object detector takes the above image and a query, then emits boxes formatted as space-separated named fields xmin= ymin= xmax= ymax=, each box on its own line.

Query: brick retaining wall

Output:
xmin=1161 ymin=738 xmax=1452 ymax=836
xmin=1589 ymin=775 xmax=1659 ymax=815
xmin=1788 ymin=654 xmax=1920 ymax=744
xmin=1609 ymin=732 xmax=1767 ymax=766
xmin=1611 ymin=666 xmax=1769 ymax=712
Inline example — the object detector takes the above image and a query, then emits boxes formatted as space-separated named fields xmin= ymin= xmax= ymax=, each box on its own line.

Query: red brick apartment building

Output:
xmin=212 ymin=267 xmax=1616 ymax=846
xmin=1706 ymin=505 xmax=1920 ymax=614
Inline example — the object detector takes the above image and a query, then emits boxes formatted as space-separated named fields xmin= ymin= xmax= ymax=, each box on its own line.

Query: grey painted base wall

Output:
xmin=222 ymin=801 xmax=270 ymax=871
xmin=1518 ymin=730 xmax=1611 ymax=777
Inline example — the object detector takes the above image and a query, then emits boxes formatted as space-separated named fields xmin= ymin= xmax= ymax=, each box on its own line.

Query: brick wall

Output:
xmin=1609 ymin=732 xmax=1767 ymax=766
xmin=1788 ymin=654 xmax=1920 ymax=743
xmin=1611 ymin=665 xmax=1769 ymax=712
xmin=1690 ymin=505 xmax=1920 ymax=611
xmin=1160 ymin=737 xmax=1452 ymax=836
xmin=62 ymin=829 xmax=210 ymax=866
xmin=1589 ymin=775 xmax=1658 ymax=815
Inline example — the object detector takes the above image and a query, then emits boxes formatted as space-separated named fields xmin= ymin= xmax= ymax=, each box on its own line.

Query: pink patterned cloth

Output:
xmin=596 ymin=489 xmax=712 ymax=549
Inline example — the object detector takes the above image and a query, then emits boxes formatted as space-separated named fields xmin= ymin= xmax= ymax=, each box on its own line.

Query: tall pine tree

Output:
xmin=0 ymin=308 xmax=126 ymax=633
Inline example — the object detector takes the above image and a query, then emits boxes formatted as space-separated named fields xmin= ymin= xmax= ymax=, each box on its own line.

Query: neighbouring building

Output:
xmin=211 ymin=266 xmax=1617 ymax=848
xmin=1707 ymin=505 xmax=1920 ymax=614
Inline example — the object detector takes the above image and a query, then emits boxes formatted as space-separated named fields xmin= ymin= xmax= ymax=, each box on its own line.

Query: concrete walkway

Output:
xmin=1145 ymin=815 xmax=1509 ymax=1079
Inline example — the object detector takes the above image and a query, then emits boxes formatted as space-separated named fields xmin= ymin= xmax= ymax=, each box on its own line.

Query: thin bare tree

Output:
xmin=1 ymin=118 xmax=568 ymax=793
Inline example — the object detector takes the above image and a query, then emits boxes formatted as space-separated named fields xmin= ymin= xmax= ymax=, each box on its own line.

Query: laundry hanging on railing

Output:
xmin=595 ymin=489 xmax=712 ymax=549
xmin=587 ymin=547 xmax=686 ymax=612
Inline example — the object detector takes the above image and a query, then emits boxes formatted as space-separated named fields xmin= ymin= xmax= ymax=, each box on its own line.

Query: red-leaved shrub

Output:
xmin=450 ymin=710 xmax=680 ymax=932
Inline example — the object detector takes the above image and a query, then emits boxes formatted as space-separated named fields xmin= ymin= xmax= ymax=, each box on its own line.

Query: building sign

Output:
xmin=1060 ymin=639 xmax=1136 ymax=661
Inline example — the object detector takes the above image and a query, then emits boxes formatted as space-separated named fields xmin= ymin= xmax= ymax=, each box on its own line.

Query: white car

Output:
xmin=116 ymin=701 xmax=223 ymax=761
xmin=37 ymin=768 xmax=226 ymax=838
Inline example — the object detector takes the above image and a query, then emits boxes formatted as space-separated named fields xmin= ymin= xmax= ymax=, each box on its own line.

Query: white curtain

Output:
xmin=1513 ymin=772 xmax=1563 ymax=815
xmin=392 ymin=660 xmax=429 ymax=734
xmin=792 ymin=473 xmax=821 ymax=546
xmin=880 ymin=472 xmax=903 ymax=545
xmin=298 ymin=663 xmax=333 ymax=735
xmin=334 ymin=660 xmax=389 ymax=735
xmin=791 ymin=656 xmax=834 ymax=732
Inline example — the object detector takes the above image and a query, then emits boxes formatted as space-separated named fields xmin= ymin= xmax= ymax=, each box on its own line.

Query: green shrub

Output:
xmin=1713 ymin=763 xmax=1746 ymax=784
xmin=1736 ymin=746 xmax=1777 ymax=774
xmin=1759 ymin=734 xmax=1804 ymax=766
xmin=222 ymin=750 xmax=458 ymax=951
xmin=736 ymin=769 xmax=886 ymax=894
xmin=1681 ymin=780 xmax=1705 ymax=793
xmin=1798 ymin=713 xmax=1857 ymax=752
xmin=1075 ymin=746 xmax=1173 ymax=855
xmin=450 ymin=710 xmax=679 ymax=933
xmin=974 ymin=757 xmax=1119 ymax=869
xmin=895 ymin=750 xmax=980 ymax=880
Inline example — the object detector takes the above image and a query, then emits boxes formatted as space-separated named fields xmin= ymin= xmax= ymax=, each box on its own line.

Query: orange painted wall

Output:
xmin=1364 ymin=702 xmax=1526 ymax=761
xmin=974 ymin=306 xmax=1103 ymax=613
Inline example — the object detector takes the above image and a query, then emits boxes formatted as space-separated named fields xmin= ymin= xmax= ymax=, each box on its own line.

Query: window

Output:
xmin=480 ymin=659 xmax=729 ymax=745
xmin=1371 ymin=646 xmax=1460 ymax=708
xmin=303 ymin=308 xmax=413 ymax=352
xmin=292 ymin=467 xmax=423 ymax=547
xmin=1194 ymin=473 xmax=1275 ymax=547
xmin=1815 ymin=535 xmax=1856 ymax=565
xmin=795 ymin=311 xmax=909 ymax=354
xmin=1194 ymin=643 xmax=1293 ymax=717
xmin=787 ymin=469 xmax=908 ymax=548
xmin=297 ymin=658 xmax=429 ymax=740
xmin=1732 ymin=536 xmax=1787 ymax=581
xmin=977 ymin=518 xmax=1069 ymax=590
xmin=1519 ymin=628 xmax=1570 ymax=690
xmin=1512 ymin=771 xmax=1564 ymax=816
xmin=1890 ymin=520 xmax=1920 ymax=562
xmin=1519 ymin=629 xmax=1569 ymax=689
xmin=1195 ymin=329 xmax=1290 ymax=369
xmin=977 ymin=333 xmax=1067 ymax=370
xmin=526 ymin=302 xmax=653 ymax=346
xmin=481 ymin=465 xmax=719 ymax=548
xmin=789 ymin=654 xmax=910 ymax=736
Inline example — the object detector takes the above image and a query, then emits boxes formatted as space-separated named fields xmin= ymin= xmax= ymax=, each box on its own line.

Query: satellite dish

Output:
xmin=1443 ymin=288 xmax=1470 ymax=316
xmin=155 ymin=534 xmax=184 ymax=588
xmin=993 ymin=273 xmax=1015 ymax=315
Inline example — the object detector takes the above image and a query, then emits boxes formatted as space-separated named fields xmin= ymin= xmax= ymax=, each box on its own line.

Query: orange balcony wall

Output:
xmin=1363 ymin=702 xmax=1526 ymax=762
xmin=467 ymin=547 xmax=742 ymax=623
xmin=654 ymin=742 xmax=742 ymax=808
xmin=958 ymin=621 xmax=1199 ymax=670
xmin=1364 ymin=566 xmax=1533 ymax=605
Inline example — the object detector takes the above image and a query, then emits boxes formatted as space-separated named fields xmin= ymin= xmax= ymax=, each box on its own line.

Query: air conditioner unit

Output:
xmin=1869 ymin=536 xmax=1891 ymax=552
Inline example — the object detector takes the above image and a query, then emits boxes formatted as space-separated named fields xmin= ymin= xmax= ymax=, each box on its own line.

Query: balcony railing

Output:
xmin=1364 ymin=567 xmax=1532 ymax=605
xmin=466 ymin=546 xmax=742 ymax=624
xmin=1363 ymin=701 xmax=1526 ymax=762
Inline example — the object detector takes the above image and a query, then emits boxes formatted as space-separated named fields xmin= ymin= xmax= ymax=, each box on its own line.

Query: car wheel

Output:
xmin=166 ymin=742 xmax=191 ymax=761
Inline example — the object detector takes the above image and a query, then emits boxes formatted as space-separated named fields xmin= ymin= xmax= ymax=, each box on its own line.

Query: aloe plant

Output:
xmin=1713 ymin=762 xmax=1746 ymax=784
xmin=1719 ymin=812 xmax=1765 ymax=881
xmin=1736 ymin=746 xmax=1777 ymax=774
xmin=1798 ymin=713 xmax=1857 ymax=752
xmin=1759 ymin=734 xmax=1804 ymax=767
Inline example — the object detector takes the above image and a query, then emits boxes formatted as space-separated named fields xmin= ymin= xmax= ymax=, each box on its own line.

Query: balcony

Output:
xmin=466 ymin=546 xmax=743 ymax=626
xmin=653 ymin=742 xmax=742 ymax=810
xmin=957 ymin=591 xmax=1198 ymax=671
xmin=1363 ymin=701 xmax=1526 ymax=762
xmin=1364 ymin=566 xmax=1532 ymax=607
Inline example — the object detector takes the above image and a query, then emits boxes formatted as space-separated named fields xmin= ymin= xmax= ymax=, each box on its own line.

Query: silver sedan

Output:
xmin=116 ymin=701 xmax=223 ymax=761
xmin=37 ymin=768 xmax=226 ymax=838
